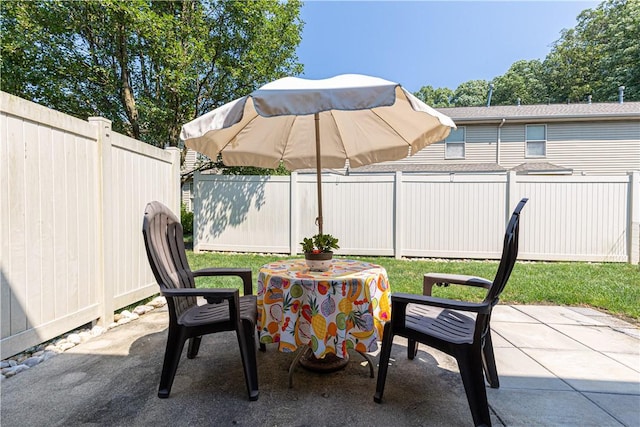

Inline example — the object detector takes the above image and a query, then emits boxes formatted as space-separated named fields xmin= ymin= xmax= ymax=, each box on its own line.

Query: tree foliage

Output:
xmin=414 ymin=85 xmax=454 ymax=107
xmin=543 ymin=0 xmax=638 ymax=103
xmin=451 ymin=80 xmax=491 ymax=107
xmin=491 ymin=60 xmax=547 ymax=105
xmin=1 ymin=0 xmax=304 ymax=152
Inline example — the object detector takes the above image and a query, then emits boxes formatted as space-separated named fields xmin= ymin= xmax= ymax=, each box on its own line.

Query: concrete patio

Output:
xmin=1 ymin=304 xmax=638 ymax=426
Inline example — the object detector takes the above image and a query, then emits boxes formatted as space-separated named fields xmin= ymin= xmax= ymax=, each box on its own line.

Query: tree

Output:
xmin=543 ymin=0 xmax=639 ymax=103
xmin=450 ymin=80 xmax=491 ymax=107
xmin=1 ymin=0 xmax=304 ymax=154
xmin=491 ymin=60 xmax=548 ymax=105
xmin=414 ymin=85 xmax=454 ymax=107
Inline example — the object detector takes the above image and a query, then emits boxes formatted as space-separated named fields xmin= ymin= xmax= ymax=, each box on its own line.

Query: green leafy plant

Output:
xmin=180 ymin=203 xmax=193 ymax=235
xmin=300 ymin=233 xmax=340 ymax=253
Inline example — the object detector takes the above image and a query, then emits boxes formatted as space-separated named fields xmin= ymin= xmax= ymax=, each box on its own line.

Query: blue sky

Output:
xmin=296 ymin=1 xmax=601 ymax=92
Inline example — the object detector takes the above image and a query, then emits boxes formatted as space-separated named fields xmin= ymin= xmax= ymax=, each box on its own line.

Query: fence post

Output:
xmin=193 ymin=171 xmax=201 ymax=253
xmin=630 ymin=171 xmax=640 ymax=265
xmin=506 ymin=170 xmax=517 ymax=223
xmin=165 ymin=147 xmax=181 ymax=216
xmin=89 ymin=117 xmax=114 ymax=327
xmin=290 ymin=172 xmax=298 ymax=256
xmin=394 ymin=171 xmax=403 ymax=259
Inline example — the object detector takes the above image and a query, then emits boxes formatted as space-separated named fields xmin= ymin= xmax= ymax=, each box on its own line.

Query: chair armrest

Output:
xmin=192 ymin=267 xmax=253 ymax=296
xmin=161 ymin=287 xmax=239 ymax=305
xmin=423 ymin=273 xmax=492 ymax=296
xmin=392 ymin=292 xmax=492 ymax=314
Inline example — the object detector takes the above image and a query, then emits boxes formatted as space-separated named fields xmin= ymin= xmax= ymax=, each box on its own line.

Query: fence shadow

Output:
xmin=197 ymin=176 xmax=268 ymax=240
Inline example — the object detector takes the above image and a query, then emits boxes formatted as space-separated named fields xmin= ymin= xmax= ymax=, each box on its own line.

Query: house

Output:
xmin=351 ymin=102 xmax=640 ymax=176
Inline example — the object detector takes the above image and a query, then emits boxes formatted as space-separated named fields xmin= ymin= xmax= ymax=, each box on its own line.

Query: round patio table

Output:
xmin=257 ymin=258 xmax=391 ymax=386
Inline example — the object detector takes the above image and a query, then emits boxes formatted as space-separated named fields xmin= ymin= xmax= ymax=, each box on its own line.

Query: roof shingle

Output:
xmin=436 ymin=102 xmax=640 ymax=123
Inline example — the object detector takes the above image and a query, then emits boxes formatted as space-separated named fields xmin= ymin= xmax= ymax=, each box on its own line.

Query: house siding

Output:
xmin=403 ymin=120 xmax=639 ymax=176
xmin=465 ymin=126 xmax=499 ymax=163
xmin=546 ymin=122 xmax=640 ymax=175
xmin=498 ymin=121 xmax=640 ymax=174
xmin=500 ymin=124 xmax=528 ymax=167
xmin=181 ymin=182 xmax=193 ymax=210
xmin=399 ymin=125 xmax=499 ymax=165
xmin=183 ymin=148 xmax=197 ymax=172
xmin=402 ymin=141 xmax=445 ymax=164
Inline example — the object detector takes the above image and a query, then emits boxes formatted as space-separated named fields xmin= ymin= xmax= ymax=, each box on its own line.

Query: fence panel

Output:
xmin=516 ymin=175 xmax=629 ymax=262
xmin=400 ymin=174 xmax=507 ymax=258
xmin=108 ymin=132 xmax=179 ymax=309
xmin=194 ymin=174 xmax=291 ymax=253
xmin=1 ymin=92 xmax=179 ymax=359
xmin=1 ymin=95 xmax=102 ymax=358
xmin=193 ymin=171 xmax=638 ymax=264
xmin=298 ymin=174 xmax=396 ymax=256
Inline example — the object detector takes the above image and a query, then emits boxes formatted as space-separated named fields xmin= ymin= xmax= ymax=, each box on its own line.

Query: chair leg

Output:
xmin=407 ymin=339 xmax=418 ymax=360
xmin=374 ymin=323 xmax=394 ymax=403
xmin=237 ymin=319 xmax=259 ymax=401
xmin=482 ymin=333 xmax=499 ymax=388
xmin=456 ymin=347 xmax=492 ymax=427
xmin=158 ymin=325 xmax=188 ymax=398
xmin=187 ymin=336 xmax=202 ymax=359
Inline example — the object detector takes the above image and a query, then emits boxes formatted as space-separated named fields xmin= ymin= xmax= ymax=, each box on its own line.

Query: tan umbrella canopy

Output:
xmin=180 ymin=74 xmax=456 ymax=234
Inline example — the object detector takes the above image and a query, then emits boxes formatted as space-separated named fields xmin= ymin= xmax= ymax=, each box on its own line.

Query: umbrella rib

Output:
xmin=224 ymin=114 xmax=261 ymax=151
xmin=279 ymin=116 xmax=298 ymax=165
xmin=327 ymin=110 xmax=348 ymax=165
xmin=370 ymin=109 xmax=412 ymax=145
xmin=337 ymin=109 xmax=411 ymax=166
xmin=370 ymin=109 xmax=417 ymax=158
xmin=214 ymin=113 xmax=265 ymax=166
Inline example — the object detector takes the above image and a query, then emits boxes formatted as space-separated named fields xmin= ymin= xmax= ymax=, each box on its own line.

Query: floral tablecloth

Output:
xmin=257 ymin=258 xmax=391 ymax=359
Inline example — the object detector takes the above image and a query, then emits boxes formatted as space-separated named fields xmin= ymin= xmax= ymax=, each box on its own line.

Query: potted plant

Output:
xmin=301 ymin=233 xmax=340 ymax=271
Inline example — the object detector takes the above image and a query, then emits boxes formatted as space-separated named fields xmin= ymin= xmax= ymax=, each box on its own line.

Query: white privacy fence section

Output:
xmin=196 ymin=175 xmax=292 ymax=253
xmin=399 ymin=174 xmax=508 ymax=259
xmin=194 ymin=170 xmax=639 ymax=264
xmin=1 ymin=92 xmax=180 ymax=359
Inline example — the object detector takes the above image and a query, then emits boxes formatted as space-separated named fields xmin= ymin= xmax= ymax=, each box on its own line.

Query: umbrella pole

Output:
xmin=315 ymin=112 xmax=323 ymax=235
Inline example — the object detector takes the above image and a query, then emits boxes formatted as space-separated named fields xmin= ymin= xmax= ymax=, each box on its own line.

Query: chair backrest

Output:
xmin=142 ymin=201 xmax=196 ymax=318
xmin=485 ymin=198 xmax=528 ymax=304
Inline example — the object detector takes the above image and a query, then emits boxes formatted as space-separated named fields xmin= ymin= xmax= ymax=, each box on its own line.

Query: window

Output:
xmin=445 ymin=127 xmax=465 ymax=159
xmin=526 ymin=124 xmax=546 ymax=157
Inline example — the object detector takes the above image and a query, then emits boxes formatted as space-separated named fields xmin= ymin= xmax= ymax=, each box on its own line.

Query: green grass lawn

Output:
xmin=185 ymin=251 xmax=640 ymax=324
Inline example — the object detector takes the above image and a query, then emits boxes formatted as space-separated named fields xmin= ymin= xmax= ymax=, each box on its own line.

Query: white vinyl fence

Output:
xmin=193 ymin=170 xmax=640 ymax=264
xmin=1 ymin=92 xmax=180 ymax=359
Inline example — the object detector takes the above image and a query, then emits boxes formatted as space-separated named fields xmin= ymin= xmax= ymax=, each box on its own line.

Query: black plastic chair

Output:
xmin=374 ymin=198 xmax=528 ymax=427
xmin=142 ymin=201 xmax=260 ymax=400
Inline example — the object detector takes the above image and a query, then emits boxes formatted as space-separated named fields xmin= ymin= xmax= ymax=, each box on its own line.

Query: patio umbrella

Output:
xmin=180 ymin=74 xmax=456 ymax=234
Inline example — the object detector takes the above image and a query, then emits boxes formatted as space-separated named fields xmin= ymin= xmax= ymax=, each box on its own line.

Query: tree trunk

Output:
xmin=116 ymin=16 xmax=140 ymax=140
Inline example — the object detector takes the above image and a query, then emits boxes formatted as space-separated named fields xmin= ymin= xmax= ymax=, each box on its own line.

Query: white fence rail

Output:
xmin=194 ymin=170 xmax=640 ymax=264
xmin=1 ymin=92 xmax=180 ymax=358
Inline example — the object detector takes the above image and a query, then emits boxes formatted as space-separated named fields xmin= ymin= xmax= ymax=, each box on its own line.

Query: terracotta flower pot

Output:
xmin=304 ymin=251 xmax=333 ymax=272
